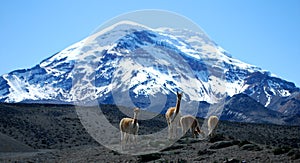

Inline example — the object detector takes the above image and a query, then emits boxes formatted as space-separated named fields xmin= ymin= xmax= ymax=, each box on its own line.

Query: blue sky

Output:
xmin=1 ymin=0 xmax=299 ymax=86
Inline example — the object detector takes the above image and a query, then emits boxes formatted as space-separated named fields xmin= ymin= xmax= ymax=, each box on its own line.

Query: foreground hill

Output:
xmin=0 ymin=103 xmax=299 ymax=162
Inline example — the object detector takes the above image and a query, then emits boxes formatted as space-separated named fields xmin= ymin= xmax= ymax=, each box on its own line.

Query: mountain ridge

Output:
xmin=0 ymin=21 xmax=299 ymax=125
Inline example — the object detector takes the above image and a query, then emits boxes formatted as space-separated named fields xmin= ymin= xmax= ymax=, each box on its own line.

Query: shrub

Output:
xmin=273 ymin=146 xmax=291 ymax=155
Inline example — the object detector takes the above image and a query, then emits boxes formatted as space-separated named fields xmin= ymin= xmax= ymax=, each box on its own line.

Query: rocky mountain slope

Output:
xmin=0 ymin=21 xmax=299 ymax=125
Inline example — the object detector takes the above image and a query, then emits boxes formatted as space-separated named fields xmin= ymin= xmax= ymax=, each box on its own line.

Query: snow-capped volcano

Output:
xmin=0 ymin=21 xmax=299 ymax=123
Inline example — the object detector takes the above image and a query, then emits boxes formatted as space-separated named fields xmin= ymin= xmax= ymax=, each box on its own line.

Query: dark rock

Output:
xmin=240 ymin=144 xmax=262 ymax=151
xmin=273 ymin=146 xmax=292 ymax=155
xmin=197 ymin=149 xmax=216 ymax=155
xmin=238 ymin=140 xmax=252 ymax=147
xmin=287 ymin=149 xmax=300 ymax=160
xmin=138 ymin=153 xmax=161 ymax=162
xmin=223 ymin=158 xmax=240 ymax=163
xmin=160 ymin=144 xmax=185 ymax=152
xmin=209 ymin=134 xmax=226 ymax=143
xmin=209 ymin=141 xmax=235 ymax=149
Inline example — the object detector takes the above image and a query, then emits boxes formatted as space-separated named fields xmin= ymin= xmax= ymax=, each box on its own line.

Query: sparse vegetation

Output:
xmin=273 ymin=146 xmax=292 ymax=155
xmin=0 ymin=103 xmax=299 ymax=162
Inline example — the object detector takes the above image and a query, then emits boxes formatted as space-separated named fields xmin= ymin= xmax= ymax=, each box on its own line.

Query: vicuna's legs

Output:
xmin=167 ymin=116 xmax=180 ymax=139
xmin=120 ymin=128 xmax=130 ymax=150
xmin=167 ymin=121 xmax=173 ymax=139
xmin=131 ymin=129 xmax=138 ymax=146
xmin=121 ymin=128 xmax=136 ymax=150
xmin=120 ymin=131 xmax=125 ymax=149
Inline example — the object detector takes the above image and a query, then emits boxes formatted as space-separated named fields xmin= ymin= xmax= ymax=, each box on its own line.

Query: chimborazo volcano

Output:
xmin=0 ymin=21 xmax=299 ymax=125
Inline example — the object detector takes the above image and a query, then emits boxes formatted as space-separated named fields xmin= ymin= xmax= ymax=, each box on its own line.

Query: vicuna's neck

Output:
xmin=133 ymin=113 xmax=138 ymax=125
xmin=175 ymin=97 xmax=181 ymax=114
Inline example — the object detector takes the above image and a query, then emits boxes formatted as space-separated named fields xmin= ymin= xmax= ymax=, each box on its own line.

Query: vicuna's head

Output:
xmin=133 ymin=108 xmax=140 ymax=116
xmin=194 ymin=127 xmax=205 ymax=138
xmin=176 ymin=91 xmax=183 ymax=101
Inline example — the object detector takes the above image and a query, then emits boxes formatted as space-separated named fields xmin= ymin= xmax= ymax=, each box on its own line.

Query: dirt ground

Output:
xmin=0 ymin=103 xmax=299 ymax=162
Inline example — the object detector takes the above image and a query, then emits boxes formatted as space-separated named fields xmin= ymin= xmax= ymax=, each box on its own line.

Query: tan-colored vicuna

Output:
xmin=180 ymin=115 xmax=205 ymax=138
xmin=207 ymin=115 xmax=219 ymax=137
xmin=119 ymin=108 xmax=140 ymax=149
xmin=165 ymin=91 xmax=182 ymax=139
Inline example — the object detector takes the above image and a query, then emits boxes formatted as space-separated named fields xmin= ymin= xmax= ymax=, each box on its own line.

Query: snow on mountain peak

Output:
xmin=97 ymin=20 xmax=151 ymax=33
xmin=0 ymin=20 xmax=298 ymax=117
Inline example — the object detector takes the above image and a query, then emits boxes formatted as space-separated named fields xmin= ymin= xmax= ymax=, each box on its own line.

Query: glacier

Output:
xmin=0 ymin=20 xmax=299 ymax=120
